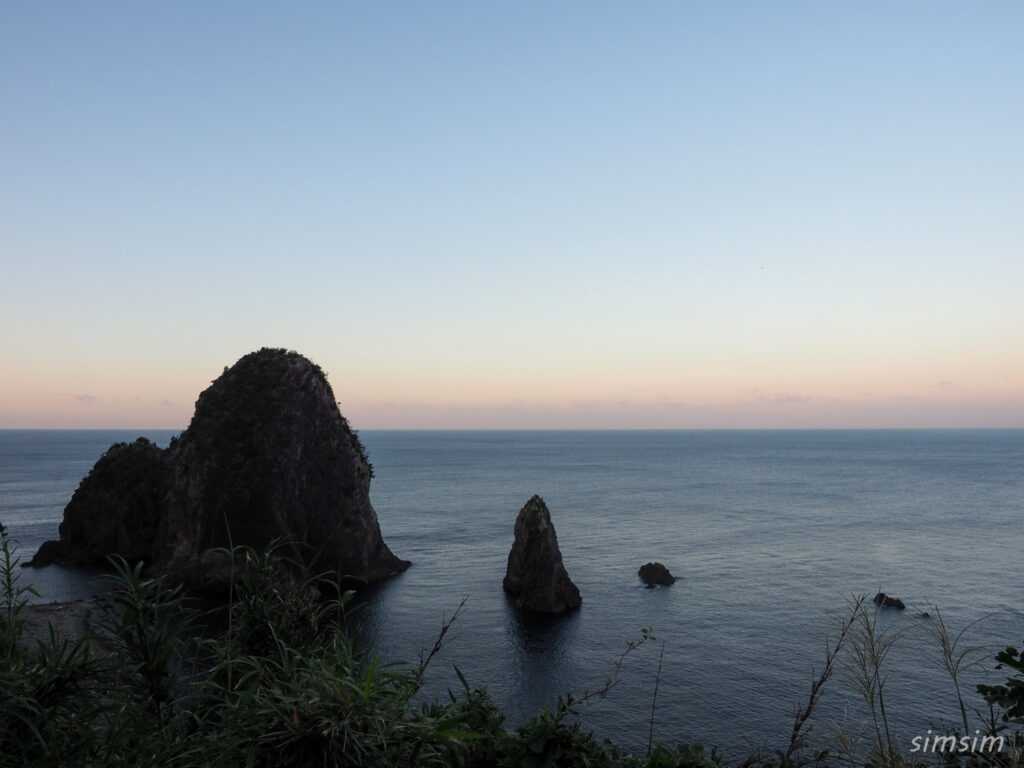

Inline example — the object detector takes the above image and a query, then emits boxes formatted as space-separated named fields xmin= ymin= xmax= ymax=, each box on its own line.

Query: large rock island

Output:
xmin=29 ymin=348 xmax=410 ymax=590
xmin=503 ymin=495 xmax=581 ymax=614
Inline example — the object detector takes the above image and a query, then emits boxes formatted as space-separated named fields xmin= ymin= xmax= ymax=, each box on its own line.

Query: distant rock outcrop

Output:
xmin=638 ymin=562 xmax=675 ymax=587
xmin=873 ymin=592 xmax=906 ymax=610
xmin=30 ymin=437 xmax=168 ymax=569
xmin=503 ymin=495 xmax=581 ymax=614
xmin=28 ymin=348 xmax=410 ymax=591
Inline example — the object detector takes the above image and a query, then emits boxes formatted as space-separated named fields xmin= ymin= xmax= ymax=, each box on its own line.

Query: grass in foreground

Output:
xmin=1 ymin=523 xmax=1022 ymax=768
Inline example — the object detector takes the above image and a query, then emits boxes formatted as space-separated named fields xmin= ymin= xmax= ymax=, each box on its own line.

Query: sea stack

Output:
xmin=503 ymin=495 xmax=581 ymax=614
xmin=29 ymin=348 xmax=410 ymax=591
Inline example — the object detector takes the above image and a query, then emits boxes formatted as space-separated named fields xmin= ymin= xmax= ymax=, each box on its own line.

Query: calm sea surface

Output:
xmin=2 ymin=429 xmax=1023 ymax=756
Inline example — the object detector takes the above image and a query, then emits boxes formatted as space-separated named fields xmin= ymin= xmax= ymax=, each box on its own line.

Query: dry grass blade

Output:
xmin=784 ymin=594 xmax=863 ymax=764
xmin=414 ymin=596 xmax=468 ymax=691
xmin=919 ymin=604 xmax=995 ymax=735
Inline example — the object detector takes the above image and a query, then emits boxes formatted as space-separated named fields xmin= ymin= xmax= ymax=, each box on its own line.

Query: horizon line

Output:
xmin=2 ymin=426 xmax=1023 ymax=433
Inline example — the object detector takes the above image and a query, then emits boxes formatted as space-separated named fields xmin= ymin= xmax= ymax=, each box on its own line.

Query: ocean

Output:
xmin=2 ymin=429 xmax=1023 ymax=757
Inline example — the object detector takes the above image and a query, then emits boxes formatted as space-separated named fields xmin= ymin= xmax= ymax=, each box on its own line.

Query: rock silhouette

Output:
xmin=503 ymin=495 xmax=581 ymax=614
xmin=30 ymin=437 xmax=167 ymax=569
xmin=29 ymin=348 xmax=409 ymax=591
xmin=873 ymin=592 xmax=906 ymax=610
xmin=638 ymin=562 xmax=676 ymax=587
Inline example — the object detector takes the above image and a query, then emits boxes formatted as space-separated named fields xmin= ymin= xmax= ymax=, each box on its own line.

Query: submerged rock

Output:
xmin=28 ymin=348 xmax=410 ymax=591
xmin=503 ymin=495 xmax=581 ymax=614
xmin=638 ymin=562 xmax=676 ymax=587
xmin=873 ymin=592 xmax=906 ymax=610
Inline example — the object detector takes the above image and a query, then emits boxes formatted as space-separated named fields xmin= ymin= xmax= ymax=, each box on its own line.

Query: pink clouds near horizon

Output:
xmin=2 ymin=5 xmax=1022 ymax=430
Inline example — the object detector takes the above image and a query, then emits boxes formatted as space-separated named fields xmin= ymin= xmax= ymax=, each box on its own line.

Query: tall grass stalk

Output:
xmin=782 ymin=594 xmax=862 ymax=765
xmin=414 ymin=596 xmax=468 ymax=692
xmin=840 ymin=594 xmax=911 ymax=768
xmin=648 ymin=639 xmax=666 ymax=757
xmin=919 ymin=604 xmax=993 ymax=738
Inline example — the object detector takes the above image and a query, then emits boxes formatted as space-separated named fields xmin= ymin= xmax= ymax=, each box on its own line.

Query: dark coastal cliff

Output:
xmin=29 ymin=348 xmax=409 ymax=589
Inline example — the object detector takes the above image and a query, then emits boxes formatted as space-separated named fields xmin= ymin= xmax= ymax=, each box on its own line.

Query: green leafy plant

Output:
xmin=219 ymin=541 xmax=340 ymax=658
xmin=979 ymin=645 xmax=1024 ymax=725
xmin=1 ymin=523 xmax=37 ymax=666
xmin=0 ymin=524 xmax=109 ymax=767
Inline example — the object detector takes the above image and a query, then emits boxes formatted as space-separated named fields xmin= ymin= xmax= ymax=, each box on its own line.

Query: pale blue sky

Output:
xmin=2 ymin=2 xmax=1022 ymax=428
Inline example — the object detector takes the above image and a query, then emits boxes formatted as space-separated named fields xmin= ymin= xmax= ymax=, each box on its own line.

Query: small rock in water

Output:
xmin=873 ymin=592 xmax=906 ymax=610
xmin=639 ymin=562 xmax=676 ymax=587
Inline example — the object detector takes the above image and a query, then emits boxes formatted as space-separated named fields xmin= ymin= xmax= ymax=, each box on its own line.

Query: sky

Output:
xmin=2 ymin=2 xmax=1022 ymax=430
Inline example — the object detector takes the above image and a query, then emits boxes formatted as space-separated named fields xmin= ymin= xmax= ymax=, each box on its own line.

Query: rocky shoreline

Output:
xmin=16 ymin=599 xmax=99 ymax=651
